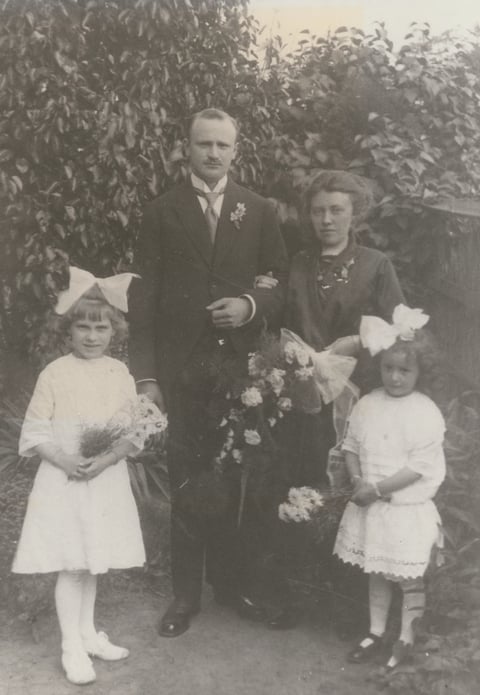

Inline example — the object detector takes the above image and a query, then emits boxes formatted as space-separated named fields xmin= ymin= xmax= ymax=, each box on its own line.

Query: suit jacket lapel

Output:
xmin=173 ymin=184 xmax=214 ymax=266
xmin=213 ymin=179 xmax=242 ymax=267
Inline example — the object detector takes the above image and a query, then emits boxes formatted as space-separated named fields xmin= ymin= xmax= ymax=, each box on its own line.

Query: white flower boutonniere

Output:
xmin=230 ymin=202 xmax=246 ymax=229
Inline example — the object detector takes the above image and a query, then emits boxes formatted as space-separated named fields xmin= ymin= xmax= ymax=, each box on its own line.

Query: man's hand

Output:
xmin=137 ymin=381 xmax=165 ymax=409
xmin=254 ymin=271 xmax=278 ymax=289
xmin=206 ymin=297 xmax=251 ymax=328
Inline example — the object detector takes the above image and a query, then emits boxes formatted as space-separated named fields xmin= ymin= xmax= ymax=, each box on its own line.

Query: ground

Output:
xmin=0 ymin=579 xmax=375 ymax=695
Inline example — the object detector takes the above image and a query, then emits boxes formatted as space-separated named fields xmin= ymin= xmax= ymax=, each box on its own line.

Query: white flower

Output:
xmin=266 ymin=368 xmax=286 ymax=396
xmin=284 ymin=341 xmax=311 ymax=366
xmin=248 ymin=352 xmax=266 ymax=378
xmin=230 ymin=202 xmax=247 ymax=228
xmin=288 ymin=486 xmax=324 ymax=510
xmin=278 ymin=397 xmax=292 ymax=412
xmin=268 ymin=417 xmax=277 ymax=428
xmin=241 ymin=386 xmax=263 ymax=407
xmin=278 ymin=501 xmax=310 ymax=523
xmin=232 ymin=449 xmax=243 ymax=463
xmin=295 ymin=366 xmax=314 ymax=381
xmin=244 ymin=429 xmax=261 ymax=446
xmin=219 ymin=417 xmax=228 ymax=427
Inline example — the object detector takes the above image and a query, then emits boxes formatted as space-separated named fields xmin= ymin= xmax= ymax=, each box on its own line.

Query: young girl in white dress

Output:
xmin=12 ymin=267 xmax=163 ymax=686
xmin=333 ymin=305 xmax=446 ymax=670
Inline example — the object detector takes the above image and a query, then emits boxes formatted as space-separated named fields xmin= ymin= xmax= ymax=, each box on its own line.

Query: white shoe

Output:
xmin=83 ymin=631 xmax=129 ymax=661
xmin=62 ymin=645 xmax=96 ymax=685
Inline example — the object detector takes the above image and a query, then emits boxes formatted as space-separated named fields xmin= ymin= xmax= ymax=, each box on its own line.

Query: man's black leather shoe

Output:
xmin=214 ymin=591 xmax=266 ymax=622
xmin=267 ymin=605 xmax=300 ymax=630
xmin=235 ymin=594 xmax=267 ymax=621
xmin=158 ymin=600 xmax=200 ymax=638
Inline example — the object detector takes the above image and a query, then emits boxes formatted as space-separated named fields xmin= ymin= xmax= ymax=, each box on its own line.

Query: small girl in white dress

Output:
xmin=12 ymin=267 xmax=163 ymax=686
xmin=333 ymin=305 xmax=446 ymax=670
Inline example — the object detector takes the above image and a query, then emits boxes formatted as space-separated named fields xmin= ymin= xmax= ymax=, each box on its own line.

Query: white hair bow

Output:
xmin=55 ymin=266 xmax=140 ymax=315
xmin=359 ymin=304 xmax=429 ymax=356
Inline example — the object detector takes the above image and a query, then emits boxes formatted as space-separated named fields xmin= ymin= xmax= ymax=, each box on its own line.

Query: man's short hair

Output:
xmin=189 ymin=108 xmax=239 ymax=140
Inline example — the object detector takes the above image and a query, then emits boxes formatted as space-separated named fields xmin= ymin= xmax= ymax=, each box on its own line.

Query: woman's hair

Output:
xmin=303 ymin=169 xmax=374 ymax=227
xmin=57 ymin=285 xmax=128 ymax=347
xmin=379 ymin=329 xmax=445 ymax=401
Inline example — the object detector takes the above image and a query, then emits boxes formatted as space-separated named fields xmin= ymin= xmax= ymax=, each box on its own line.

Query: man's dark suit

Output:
xmin=129 ymin=176 xmax=288 ymax=609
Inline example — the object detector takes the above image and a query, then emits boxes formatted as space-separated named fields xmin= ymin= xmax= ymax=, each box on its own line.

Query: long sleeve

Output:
xmin=19 ymin=369 xmax=55 ymax=457
xmin=341 ymin=399 xmax=363 ymax=456
xmin=405 ymin=400 xmax=446 ymax=483
xmin=246 ymin=199 xmax=288 ymax=329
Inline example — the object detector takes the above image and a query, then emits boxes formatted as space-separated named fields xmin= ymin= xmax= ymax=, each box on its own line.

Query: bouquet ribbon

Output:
xmin=280 ymin=328 xmax=358 ymax=413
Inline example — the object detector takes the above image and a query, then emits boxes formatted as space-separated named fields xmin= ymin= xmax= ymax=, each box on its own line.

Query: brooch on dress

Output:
xmin=317 ymin=257 xmax=355 ymax=290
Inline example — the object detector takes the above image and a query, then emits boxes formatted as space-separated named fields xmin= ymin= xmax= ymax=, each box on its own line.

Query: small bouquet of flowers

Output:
xmin=279 ymin=485 xmax=351 ymax=543
xmin=79 ymin=394 xmax=168 ymax=458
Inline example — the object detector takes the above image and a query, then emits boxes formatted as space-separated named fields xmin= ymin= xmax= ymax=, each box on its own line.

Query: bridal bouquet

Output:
xmin=214 ymin=329 xmax=357 ymax=524
xmin=79 ymin=394 xmax=168 ymax=458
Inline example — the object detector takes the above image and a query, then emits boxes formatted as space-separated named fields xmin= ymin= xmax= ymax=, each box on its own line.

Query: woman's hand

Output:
xmin=254 ymin=272 xmax=279 ymax=290
xmin=351 ymin=481 xmax=379 ymax=507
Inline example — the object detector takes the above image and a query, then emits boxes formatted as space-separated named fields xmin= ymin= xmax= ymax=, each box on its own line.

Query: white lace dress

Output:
xmin=12 ymin=354 xmax=146 ymax=575
xmin=333 ymin=389 xmax=446 ymax=579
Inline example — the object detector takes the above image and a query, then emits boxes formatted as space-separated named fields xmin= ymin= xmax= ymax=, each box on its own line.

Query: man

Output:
xmin=129 ymin=109 xmax=288 ymax=637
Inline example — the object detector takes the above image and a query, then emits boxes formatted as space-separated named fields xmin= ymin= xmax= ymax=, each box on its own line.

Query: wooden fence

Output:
xmin=425 ymin=201 xmax=480 ymax=389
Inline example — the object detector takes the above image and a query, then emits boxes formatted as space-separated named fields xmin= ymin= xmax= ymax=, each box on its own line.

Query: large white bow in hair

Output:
xmin=359 ymin=304 xmax=429 ymax=356
xmin=55 ymin=266 xmax=140 ymax=315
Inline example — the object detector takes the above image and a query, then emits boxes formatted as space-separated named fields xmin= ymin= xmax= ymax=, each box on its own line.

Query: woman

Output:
xmin=258 ymin=170 xmax=405 ymax=631
xmin=260 ymin=170 xmax=405 ymax=486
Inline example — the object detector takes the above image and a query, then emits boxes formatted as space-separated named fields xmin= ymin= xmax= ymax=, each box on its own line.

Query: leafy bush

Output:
xmin=0 ymin=0 xmax=264 ymax=372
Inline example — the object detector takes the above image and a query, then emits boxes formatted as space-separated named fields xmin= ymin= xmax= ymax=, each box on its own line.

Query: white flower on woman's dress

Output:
xmin=278 ymin=397 xmax=292 ymax=412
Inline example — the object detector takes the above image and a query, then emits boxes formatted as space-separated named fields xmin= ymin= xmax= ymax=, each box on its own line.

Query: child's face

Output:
xmin=70 ymin=317 xmax=113 ymax=359
xmin=380 ymin=349 xmax=419 ymax=397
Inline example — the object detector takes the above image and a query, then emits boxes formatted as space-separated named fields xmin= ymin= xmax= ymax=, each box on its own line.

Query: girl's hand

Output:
xmin=79 ymin=453 xmax=115 ymax=480
xmin=351 ymin=481 xmax=379 ymax=507
xmin=254 ymin=272 xmax=278 ymax=289
xmin=60 ymin=453 xmax=93 ymax=480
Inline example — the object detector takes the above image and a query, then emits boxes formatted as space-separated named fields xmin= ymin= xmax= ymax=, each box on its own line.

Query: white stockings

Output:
xmin=55 ymin=570 xmax=98 ymax=647
xmin=368 ymin=573 xmax=425 ymax=645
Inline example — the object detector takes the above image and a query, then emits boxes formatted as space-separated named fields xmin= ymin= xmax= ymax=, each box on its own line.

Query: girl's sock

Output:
xmin=55 ymin=570 xmax=86 ymax=648
xmin=399 ymin=578 xmax=425 ymax=645
xmin=368 ymin=573 xmax=393 ymax=638
xmin=79 ymin=573 xmax=98 ymax=642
